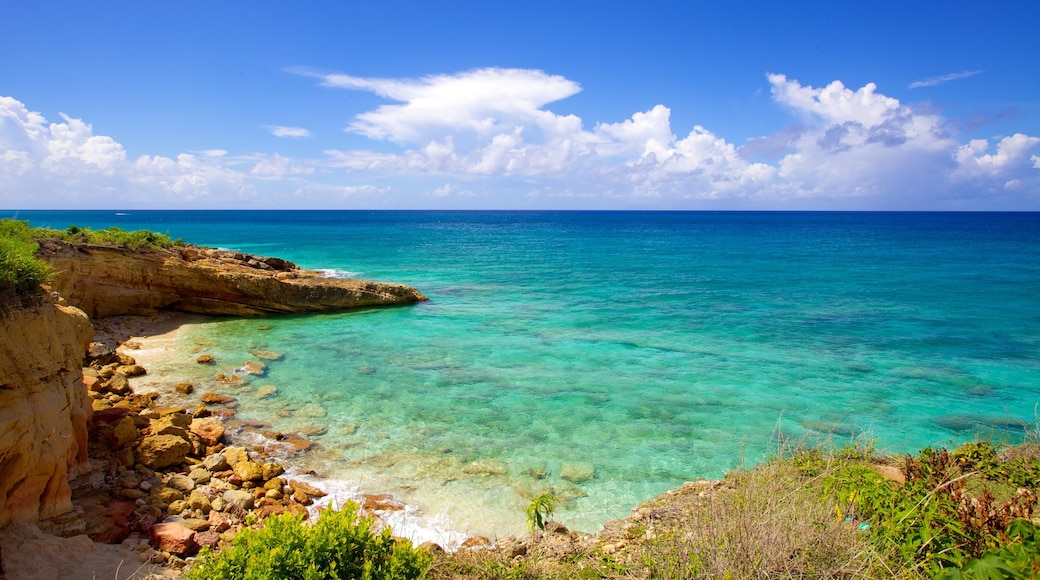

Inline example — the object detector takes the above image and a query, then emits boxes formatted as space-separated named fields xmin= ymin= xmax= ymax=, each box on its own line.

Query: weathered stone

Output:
xmin=292 ymin=489 xmax=313 ymax=505
xmin=222 ymin=490 xmax=254 ymax=511
xmin=241 ymin=360 xmax=266 ymax=376
xmin=362 ymin=494 xmax=405 ymax=511
xmin=181 ymin=518 xmax=210 ymax=532
xmin=560 ymin=462 xmax=596 ymax=484
xmin=111 ymin=416 xmax=140 ymax=448
xmin=288 ymin=480 xmax=327 ymax=498
xmin=149 ymin=522 xmax=198 ymax=558
xmin=261 ymin=462 xmax=285 ymax=481
xmin=167 ymin=474 xmax=195 ymax=493
xmin=196 ymin=354 xmax=215 ymax=365
xmin=118 ymin=364 xmax=147 ymax=377
xmin=188 ymin=468 xmax=212 ymax=485
xmin=264 ymin=488 xmax=284 ymax=500
xmin=302 ymin=425 xmax=328 ymax=437
xmin=167 ymin=500 xmax=188 ymax=514
xmin=194 ymin=530 xmax=221 ymax=550
xmin=135 ymin=434 xmax=191 ymax=469
xmin=232 ymin=460 xmax=264 ymax=482
xmin=202 ymin=453 xmax=230 ymax=472
xmin=463 ymin=459 xmax=507 ymax=476
xmin=150 ymin=485 xmax=185 ymax=505
xmin=104 ymin=373 xmax=132 ymax=395
xmin=201 ymin=392 xmax=236 ymax=405
xmin=221 ymin=446 xmax=250 ymax=466
xmin=185 ymin=490 xmax=212 ymax=514
xmin=174 ymin=381 xmax=194 ymax=394
xmin=189 ymin=417 xmax=225 ymax=446
xmin=256 ymin=385 xmax=278 ymax=399
xmin=298 ymin=403 xmax=327 ymax=418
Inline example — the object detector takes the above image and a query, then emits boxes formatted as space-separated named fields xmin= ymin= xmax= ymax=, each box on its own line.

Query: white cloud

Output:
xmin=3 ymin=68 xmax=1039 ymax=210
xmin=909 ymin=70 xmax=982 ymax=89
xmin=302 ymin=67 xmax=581 ymax=144
xmin=268 ymin=125 xmax=312 ymax=138
xmin=250 ymin=153 xmax=315 ymax=178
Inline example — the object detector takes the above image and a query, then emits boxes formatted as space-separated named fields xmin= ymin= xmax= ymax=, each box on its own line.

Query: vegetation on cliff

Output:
xmin=0 ymin=219 xmax=52 ymax=305
xmin=1 ymin=218 xmax=183 ymax=306
xmin=34 ymin=223 xmax=183 ymax=248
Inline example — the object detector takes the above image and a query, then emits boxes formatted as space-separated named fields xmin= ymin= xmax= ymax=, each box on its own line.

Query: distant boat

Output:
xmin=115 ymin=212 xmax=129 ymax=216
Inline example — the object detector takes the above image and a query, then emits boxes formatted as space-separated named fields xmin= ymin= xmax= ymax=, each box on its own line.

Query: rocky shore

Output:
xmin=0 ymin=241 xmax=433 ymax=577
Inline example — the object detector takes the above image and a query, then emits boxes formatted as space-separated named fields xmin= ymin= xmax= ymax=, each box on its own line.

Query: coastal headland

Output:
xmin=0 ymin=236 xmax=431 ymax=576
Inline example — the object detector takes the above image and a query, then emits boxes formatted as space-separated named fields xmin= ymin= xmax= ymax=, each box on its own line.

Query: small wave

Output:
xmin=294 ymin=471 xmax=469 ymax=552
xmin=318 ymin=268 xmax=362 ymax=279
xmin=229 ymin=431 xmax=469 ymax=551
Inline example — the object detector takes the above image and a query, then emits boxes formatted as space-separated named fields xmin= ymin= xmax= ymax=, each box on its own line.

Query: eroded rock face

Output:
xmin=38 ymin=241 xmax=428 ymax=318
xmin=0 ymin=297 xmax=93 ymax=526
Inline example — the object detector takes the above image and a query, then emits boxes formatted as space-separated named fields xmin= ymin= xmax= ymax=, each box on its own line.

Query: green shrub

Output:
xmin=184 ymin=503 xmax=431 ymax=580
xmin=36 ymin=224 xmax=183 ymax=248
xmin=0 ymin=219 xmax=51 ymax=302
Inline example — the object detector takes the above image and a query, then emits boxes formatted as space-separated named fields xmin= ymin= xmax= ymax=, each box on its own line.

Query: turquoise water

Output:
xmin=10 ymin=210 xmax=1040 ymax=539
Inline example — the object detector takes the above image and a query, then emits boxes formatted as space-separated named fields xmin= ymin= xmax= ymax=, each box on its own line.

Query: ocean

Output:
xmin=8 ymin=210 xmax=1040 ymax=543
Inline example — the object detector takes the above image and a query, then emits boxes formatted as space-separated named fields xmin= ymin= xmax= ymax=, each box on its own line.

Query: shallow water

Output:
xmin=14 ymin=210 xmax=1040 ymax=540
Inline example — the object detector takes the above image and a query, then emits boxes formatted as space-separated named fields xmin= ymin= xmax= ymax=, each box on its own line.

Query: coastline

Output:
xmin=111 ymin=313 xmax=475 ymax=551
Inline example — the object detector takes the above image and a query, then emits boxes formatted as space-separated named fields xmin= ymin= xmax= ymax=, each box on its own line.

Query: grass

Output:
xmin=0 ymin=218 xmax=183 ymax=308
xmin=0 ymin=218 xmax=52 ymax=306
xmin=423 ymin=436 xmax=1040 ymax=579
xmin=34 ymin=223 xmax=183 ymax=248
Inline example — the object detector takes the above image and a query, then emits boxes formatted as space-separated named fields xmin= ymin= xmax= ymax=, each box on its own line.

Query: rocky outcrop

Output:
xmin=0 ymin=296 xmax=93 ymax=526
xmin=38 ymin=241 xmax=428 ymax=318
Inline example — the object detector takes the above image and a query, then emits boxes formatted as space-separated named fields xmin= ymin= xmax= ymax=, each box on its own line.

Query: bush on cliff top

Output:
xmin=37 ymin=223 xmax=183 ymax=248
xmin=0 ymin=219 xmax=52 ymax=304
xmin=185 ymin=503 xmax=431 ymax=580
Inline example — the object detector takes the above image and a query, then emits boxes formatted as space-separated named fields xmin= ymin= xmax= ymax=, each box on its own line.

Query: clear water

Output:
xmin=10 ymin=210 xmax=1040 ymax=539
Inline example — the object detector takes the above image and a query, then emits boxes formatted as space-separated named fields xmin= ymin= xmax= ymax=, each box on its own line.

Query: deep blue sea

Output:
xmin=8 ymin=210 xmax=1040 ymax=541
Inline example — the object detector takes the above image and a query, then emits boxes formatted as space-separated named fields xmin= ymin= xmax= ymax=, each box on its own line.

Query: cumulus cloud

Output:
xmin=268 ymin=125 xmax=312 ymax=138
xmin=909 ymin=70 xmax=982 ymax=89
xmin=3 ymin=68 xmax=1039 ymax=209
xmin=0 ymin=96 xmax=253 ymax=207
xmin=300 ymin=67 xmax=582 ymax=144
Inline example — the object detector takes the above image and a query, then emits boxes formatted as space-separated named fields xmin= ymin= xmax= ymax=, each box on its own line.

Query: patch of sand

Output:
xmin=0 ymin=523 xmax=172 ymax=580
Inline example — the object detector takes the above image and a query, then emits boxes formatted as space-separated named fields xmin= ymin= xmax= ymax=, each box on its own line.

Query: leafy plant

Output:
xmin=0 ymin=219 xmax=51 ymax=304
xmin=525 ymin=491 xmax=561 ymax=533
xmin=184 ymin=502 xmax=431 ymax=580
xmin=35 ymin=223 xmax=183 ymax=248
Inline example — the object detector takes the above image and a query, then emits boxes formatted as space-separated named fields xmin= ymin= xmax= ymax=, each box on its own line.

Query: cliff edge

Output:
xmin=38 ymin=240 xmax=428 ymax=318
xmin=0 ymin=296 xmax=93 ymax=526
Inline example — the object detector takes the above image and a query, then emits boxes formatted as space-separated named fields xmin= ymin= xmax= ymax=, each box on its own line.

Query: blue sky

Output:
xmin=1 ymin=1 xmax=1038 ymax=210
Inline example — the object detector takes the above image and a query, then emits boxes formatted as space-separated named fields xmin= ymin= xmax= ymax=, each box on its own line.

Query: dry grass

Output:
xmin=636 ymin=461 xmax=885 ymax=579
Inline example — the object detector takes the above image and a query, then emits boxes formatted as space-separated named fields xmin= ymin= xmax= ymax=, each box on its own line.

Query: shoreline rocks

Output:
xmin=37 ymin=240 xmax=428 ymax=318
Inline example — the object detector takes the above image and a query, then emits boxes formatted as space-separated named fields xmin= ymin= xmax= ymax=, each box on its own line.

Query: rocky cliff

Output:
xmin=0 ymin=297 xmax=93 ymax=526
xmin=37 ymin=241 xmax=428 ymax=318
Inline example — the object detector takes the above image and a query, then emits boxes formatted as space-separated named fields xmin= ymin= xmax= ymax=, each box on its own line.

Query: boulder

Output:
xmin=560 ymin=462 xmax=596 ymax=484
xmin=135 ymin=435 xmax=192 ymax=469
xmin=232 ymin=460 xmax=264 ymax=482
xmin=202 ymin=453 xmax=230 ymax=472
xmin=149 ymin=522 xmax=198 ymax=558
xmin=222 ymin=490 xmax=254 ymax=511
xmin=201 ymin=392 xmax=235 ymax=405
xmin=189 ymin=417 xmax=225 ymax=446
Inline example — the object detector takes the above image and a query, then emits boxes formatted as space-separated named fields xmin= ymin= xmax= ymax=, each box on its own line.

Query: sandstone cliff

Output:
xmin=0 ymin=297 xmax=93 ymax=526
xmin=38 ymin=241 xmax=428 ymax=318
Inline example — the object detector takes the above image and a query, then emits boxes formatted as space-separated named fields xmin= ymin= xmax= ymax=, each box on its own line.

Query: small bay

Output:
xmin=12 ymin=210 xmax=1040 ymax=540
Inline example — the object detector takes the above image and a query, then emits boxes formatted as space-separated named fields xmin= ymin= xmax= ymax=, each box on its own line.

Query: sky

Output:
xmin=1 ymin=1 xmax=1038 ymax=210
